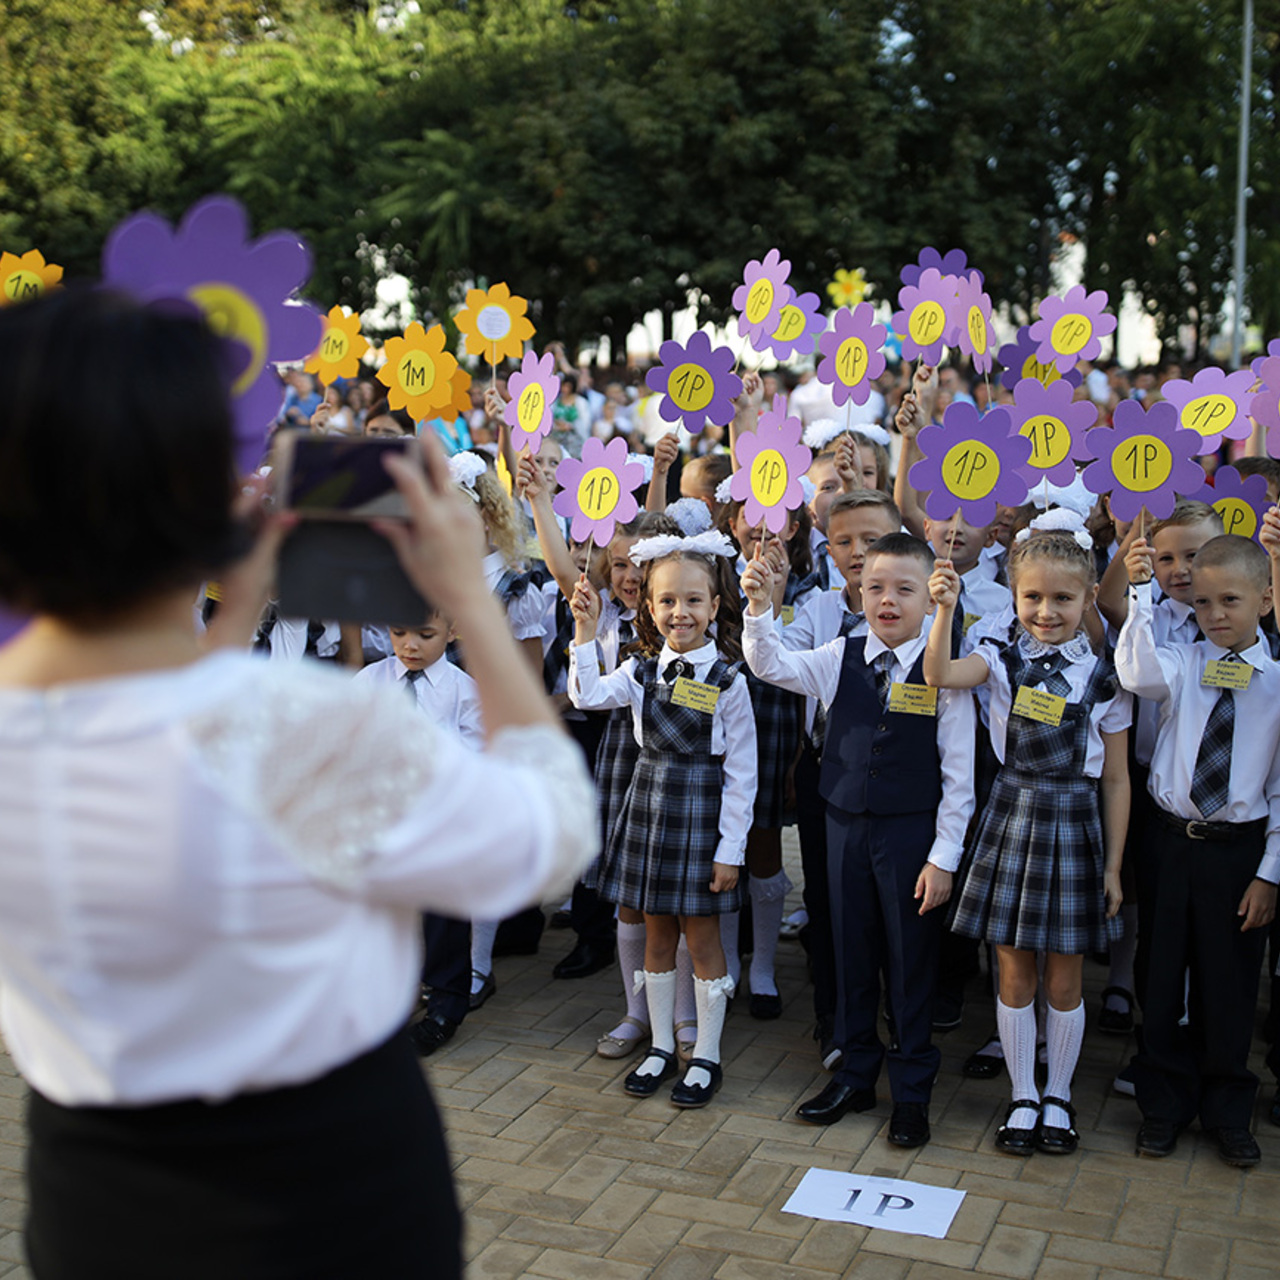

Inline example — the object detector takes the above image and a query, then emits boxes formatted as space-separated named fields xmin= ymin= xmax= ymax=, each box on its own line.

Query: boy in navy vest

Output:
xmin=742 ymin=532 xmax=975 ymax=1146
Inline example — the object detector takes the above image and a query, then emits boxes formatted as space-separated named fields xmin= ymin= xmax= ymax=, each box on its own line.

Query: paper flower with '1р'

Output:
xmin=900 ymin=247 xmax=980 ymax=290
xmin=1159 ymin=366 xmax=1255 ymax=453
xmin=729 ymin=396 xmax=813 ymax=534
xmin=552 ymin=435 xmax=646 ymax=547
xmin=1008 ymin=378 xmax=1097 ymax=490
xmin=377 ymin=321 xmax=459 ymax=420
xmin=1029 ymin=285 xmax=1116 ymax=374
xmin=1189 ymin=466 xmax=1271 ymax=544
xmin=504 ymin=351 xmax=559 ymax=453
xmin=0 ymin=249 xmax=62 ymax=305
xmin=827 ymin=268 xmax=869 ymax=309
xmin=892 ymin=268 xmax=956 ymax=365
xmin=435 ymin=366 xmax=473 ymax=425
xmin=758 ymin=290 xmax=826 ymax=362
xmin=997 ymin=326 xmax=1082 ymax=392
xmin=305 ymin=306 xmax=369 ymax=385
xmin=1251 ymin=339 xmax=1280 ymax=380
xmin=645 ymin=331 xmax=742 ymax=434
xmin=909 ymin=402 xmax=1032 ymax=526
xmin=101 ymin=195 xmax=323 ymax=476
xmin=954 ymin=271 xmax=995 ymax=375
xmin=456 ymin=282 xmax=534 ymax=363
xmin=816 ymin=303 xmax=887 ymax=408
xmin=1081 ymin=399 xmax=1205 ymax=523
xmin=734 ymin=248 xmax=792 ymax=346
xmin=1249 ymin=356 xmax=1280 ymax=457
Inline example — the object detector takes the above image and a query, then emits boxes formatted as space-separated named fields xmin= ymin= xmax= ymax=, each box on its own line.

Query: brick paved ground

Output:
xmin=1 ymin=834 xmax=1278 ymax=1278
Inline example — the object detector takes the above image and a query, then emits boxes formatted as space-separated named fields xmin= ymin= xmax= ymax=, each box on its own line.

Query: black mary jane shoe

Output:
xmin=1097 ymin=985 xmax=1135 ymax=1035
xmin=994 ymin=1099 xmax=1041 ymax=1156
xmin=670 ymin=1058 xmax=723 ymax=1109
xmin=623 ymin=1047 xmax=679 ymax=1097
xmin=1037 ymin=1096 xmax=1079 ymax=1155
xmin=963 ymin=1034 xmax=1004 ymax=1080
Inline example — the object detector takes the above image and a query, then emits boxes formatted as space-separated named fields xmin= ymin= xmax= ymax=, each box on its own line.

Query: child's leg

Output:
xmin=995 ymin=946 xmax=1041 ymax=1131
xmin=674 ymin=935 xmax=697 ymax=1057
xmin=1041 ymin=953 xmax=1086 ymax=1131
xmin=630 ymin=914 xmax=681 ymax=1079
xmin=682 ymin=915 xmax=733 ymax=1089
xmin=601 ymin=906 xmax=649 ymax=1048
xmin=470 ymin=919 xmax=499 ymax=995
xmin=746 ymin=828 xmax=788 ymax=1007
xmin=719 ymin=911 xmax=741 ymax=987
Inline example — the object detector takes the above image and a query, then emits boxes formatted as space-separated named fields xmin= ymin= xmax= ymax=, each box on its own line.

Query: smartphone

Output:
xmin=276 ymin=433 xmax=413 ymax=520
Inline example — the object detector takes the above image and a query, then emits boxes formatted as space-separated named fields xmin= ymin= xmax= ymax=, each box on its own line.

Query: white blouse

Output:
xmin=0 ymin=652 xmax=596 ymax=1106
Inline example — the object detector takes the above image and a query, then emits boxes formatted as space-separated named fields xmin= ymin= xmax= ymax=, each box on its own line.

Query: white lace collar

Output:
xmin=1016 ymin=629 xmax=1093 ymax=664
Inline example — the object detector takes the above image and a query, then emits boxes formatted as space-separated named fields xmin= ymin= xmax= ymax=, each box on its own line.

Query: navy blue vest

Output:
xmin=818 ymin=635 xmax=944 ymax=816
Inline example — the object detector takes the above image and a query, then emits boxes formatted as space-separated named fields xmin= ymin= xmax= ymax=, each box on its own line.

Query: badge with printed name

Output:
xmin=781 ymin=605 xmax=795 ymax=625
xmin=888 ymin=682 xmax=938 ymax=716
xmin=962 ymin=612 xmax=981 ymax=636
xmin=1201 ymin=659 xmax=1252 ymax=690
xmin=1013 ymin=685 xmax=1066 ymax=727
xmin=671 ymin=676 xmax=721 ymax=714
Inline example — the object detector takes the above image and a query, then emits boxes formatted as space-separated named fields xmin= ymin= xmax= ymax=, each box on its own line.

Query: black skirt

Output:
xmin=25 ymin=1029 xmax=459 ymax=1280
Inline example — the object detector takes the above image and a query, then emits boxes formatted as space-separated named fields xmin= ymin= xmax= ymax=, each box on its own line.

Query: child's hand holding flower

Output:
xmin=928 ymin=559 xmax=961 ymax=610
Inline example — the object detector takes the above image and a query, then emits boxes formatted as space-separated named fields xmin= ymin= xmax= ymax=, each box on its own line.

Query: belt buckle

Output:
xmin=1185 ymin=820 xmax=1209 ymax=841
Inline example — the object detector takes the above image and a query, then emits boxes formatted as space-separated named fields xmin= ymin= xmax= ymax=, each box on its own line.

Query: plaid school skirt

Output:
xmin=951 ymin=767 xmax=1122 ymax=955
xmin=598 ymin=747 xmax=743 ymax=917
xmin=746 ymin=670 xmax=803 ymax=830
xmin=587 ymin=707 xmax=640 ymax=889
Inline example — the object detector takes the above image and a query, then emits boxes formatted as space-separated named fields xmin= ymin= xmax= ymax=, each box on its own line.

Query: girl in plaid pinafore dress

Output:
xmin=569 ymin=533 xmax=757 ymax=1109
xmin=926 ymin=531 xmax=1131 ymax=1158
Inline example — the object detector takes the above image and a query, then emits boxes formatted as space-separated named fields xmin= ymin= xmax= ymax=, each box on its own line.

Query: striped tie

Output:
xmin=1190 ymin=655 xmax=1241 ymax=817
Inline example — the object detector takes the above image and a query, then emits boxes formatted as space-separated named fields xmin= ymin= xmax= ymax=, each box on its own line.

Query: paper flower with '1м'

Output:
xmin=645 ymin=331 xmax=742 ymax=434
xmin=305 ymin=306 xmax=369 ymax=385
xmin=1008 ymin=378 xmax=1097 ymax=489
xmin=729 ymin=396 xmax=813 ymax=535
xmin=826 ymin=268 xmax=868 ymax=309
xmin=504 ymin=351 xmax=559 ymax=453
xmin=908 ymin=402 xmax=1032 ymax=527
xmin=1159 ymin=366 xmax=1255 ymax=453
xmin=816 ymin=303 xmax=886 ymax=408
xmin=101 ymin=195 xmax=323 ymax=476
xmin=552 ymin=436 xmax=646 ymax=547
xmin=1029 ymin=285 xmax=1116 ymax=374
xmin=456 ymin=282 xmax=534 ymax=364
xmin=377 ymin=321 xmax=459 ymax=420
xmin=1081 ymin=399 xmax=1205 ymax=523
xmin=734 ymin=248 xmax=792 ymax=347
xmin=892 ymin=268 xmax=956 ymax=365
xmin=0 ymin=249 xmax=62 ymax=305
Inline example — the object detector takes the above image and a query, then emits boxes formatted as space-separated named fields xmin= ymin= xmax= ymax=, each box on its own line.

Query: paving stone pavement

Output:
xmin=1 ymin=835 xmax=1278 ymax=1278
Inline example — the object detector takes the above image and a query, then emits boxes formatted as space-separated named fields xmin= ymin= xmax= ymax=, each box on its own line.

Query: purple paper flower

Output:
xmin=1029 ymin=285 xmax=1116 ymax=374
xmin=1188 ymin=466 xmax=1271 ymax=544
xmin=908 ymin=402 xmax=1032 ymax=525
xmin=504 ymin=350 xmax=560 ymax=454
xmin=729 ymin=396 xmax=813 ymax=534
xmin=644 ymin=331 xmax=742 ymax=434
xmin=552 ymin=436 xmax=646 ymax=547
xmin=955 ymin=271 xmax=995 ymax=374
xmin=733 ymin=248 xmax=792 ymax=345
xmin=1160 ymin=366 xmax=1255 ymax=452
xmin=816 ymin=303 xmax=887 ymax=407
xmin=997 ymin=326 xmax=1083 ymax=392
xmin=1008 ymin=378 xmax=1097 ymax=488
xmin=102 ymin=195 xmax=322 ymax=475
xmin=1081 ymin=399 xmax=1206 ymax=522
xmin=1249 ymin=356 xmax=1280 ymax=455
xmin=756 ymin=290 xmax=826 ymax=361
xmin=892 ymin=268 xmax=957 ymax=365
xmin=1250 ymin=339 xmax=1280 ymax=380
xmin=900 ymin=247 xmax=981 ymax=290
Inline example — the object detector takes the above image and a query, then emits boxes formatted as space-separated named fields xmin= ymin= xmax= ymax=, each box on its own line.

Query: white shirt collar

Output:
xmin=1202 ymin=635 xmax=1269 ymax=668
xmin=1165 ymin=597 xmax=1196 ymax=628
xmin=658 ymin=640 xmax=718 ymax=671
xmin=863 ymin=619 xmax=929 ymax=670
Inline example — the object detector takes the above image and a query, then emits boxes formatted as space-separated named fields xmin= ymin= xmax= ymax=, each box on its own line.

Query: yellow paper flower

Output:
xmin=304 ymin=306 xmax=369 ymax=384
xmin=826 ymin=268 xmax=868 ymax=309
xmin=0 ymin=249 xmax=63 ymax=306
xmin=376 ymin=322 xmax=458 ymax=419
xmin=456 ymin=282 xmax=534 ymax=363
xmin=434 ymin=366 xmax=474 ymax=424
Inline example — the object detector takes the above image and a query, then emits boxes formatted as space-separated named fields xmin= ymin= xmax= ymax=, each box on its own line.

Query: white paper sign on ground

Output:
xmin=781 ymin=1169 xmax=965 ymax=1239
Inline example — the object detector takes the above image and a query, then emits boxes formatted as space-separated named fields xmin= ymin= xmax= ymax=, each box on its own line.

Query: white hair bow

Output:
xmin=629 ymin=530 xmax=737 ymax=564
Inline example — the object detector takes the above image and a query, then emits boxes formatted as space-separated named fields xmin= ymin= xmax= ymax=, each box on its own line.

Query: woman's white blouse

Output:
xmin=0 ymin=651 xmax=596 ymax=1106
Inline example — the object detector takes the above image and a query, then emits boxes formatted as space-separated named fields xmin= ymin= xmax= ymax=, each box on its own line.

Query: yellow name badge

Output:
xmin=1013 ymin=685 xmax=1067 ymax=727
xmin=781 ymin=605 xmax=795 ymax=626
xmin=671 ymin=676 xmax=721 ymax=714
xmin=1202 ymin=659 xmax=1252 ymax=691
xmin=888 ymin=682 xmax=938 ymax=717
xmin=962 ymin=612 xmax=981 ymax=636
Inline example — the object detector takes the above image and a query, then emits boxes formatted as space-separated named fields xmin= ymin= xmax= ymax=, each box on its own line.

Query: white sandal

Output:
xmin=596 ymin=1015 xmax=650 ymax=1059
xmin=675 ymin=1020 xmax=698 ymax=1064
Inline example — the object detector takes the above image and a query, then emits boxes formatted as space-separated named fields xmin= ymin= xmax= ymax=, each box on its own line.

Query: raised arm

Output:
xmin=1113 ymin=544 xmax=1178 ymax=702
xmin=647 ymin=433 xmax=680 ymax=512
xmin=1096 ymin=515 xmax=1144 ymax=630
xmin=485 ymin=387 xmax=518 ymax=490
xmin=923 ymin=558 xmax=990 ymax=688
xmin=728 ymin=370 xmax=763 ymax=471
xmin=892 ymin=364 xmax=937 ymax=540
xmin=517 ymin=452 xmax=578 ymax=599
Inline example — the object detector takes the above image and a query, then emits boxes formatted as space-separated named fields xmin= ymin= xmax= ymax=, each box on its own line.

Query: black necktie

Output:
xmin=874 ymin=651 xmax=894 ymax=708
xmin=404 ymin=668 xmax=425 ymax=703
xmin=1191 ymin=654 xmax=1242 ymax=817
xmin=253 ymin=602 xmax=279 ymax=653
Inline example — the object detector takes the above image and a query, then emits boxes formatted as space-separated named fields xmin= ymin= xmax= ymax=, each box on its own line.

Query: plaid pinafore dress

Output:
xmin=597 ymin=655 xmax=744 ymax=917
xmin=950 ymin=640 xmax=1124 ymax=955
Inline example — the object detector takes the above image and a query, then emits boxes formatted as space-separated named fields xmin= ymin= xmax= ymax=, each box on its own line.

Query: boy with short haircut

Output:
xmin=742 ymin=533 xmax=975 ymax=1147
xmin=1236 ymin=456 xmax=1280 ymax=506
xmin=1117 ymin=533 xmax=1280 ymax=1166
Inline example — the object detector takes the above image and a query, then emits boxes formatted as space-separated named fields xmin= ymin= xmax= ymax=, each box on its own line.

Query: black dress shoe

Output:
xmin=1135 ymin=1119 xmax=1179 ymax=1158
xmin=963 ymin=1035 xmax=1004 ymax=1080
xmin=469 ymin=969 xmax=496 ymax=1010
xmin=796 ymin=1080 xmax=877 ymax=1125
xmin=553 ymin=941 xmax=615 ymax=980
xmin=994 ymin=1100 xmax=1040 ymax=1155
xmin=408 ymin=1010 xmax=458 ymax=1057
xmin=1037 ymin=1096 xmax=1079 ymax=1155
xmin=749 ymin=991 xmax=782 ymax=1020
xmin=888 ymin=1101 xmax=931 ymax=1147
xmin=623 ymin=1047 xmax=679 ymax=1097
xmin=1097 ymin=985 xmax=1135 ymax=1034
xmin=671 ymin=1059 xmax=724 ymax=1109
xmin=1212 ymin=1126 xmax=1261 ymax=1167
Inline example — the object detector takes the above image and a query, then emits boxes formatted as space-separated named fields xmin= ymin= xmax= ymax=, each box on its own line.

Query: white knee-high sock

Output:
xmin=1107 ymin=906 xmax=1139 ymax=1001
xmin=1042 ymin=1002 xmax=1086 ymax=1129
xmin=470 ymin=919 xmax=498 ymax=994
xmin=685 ymin=975 xmax=736 ymax=1088
xmin=608 ymin=921 xmax=649 ymax=1039
xmin=996 ymin=997 xmax=1039 ymax=1129
xmin=719 ymin=912 xmax=741 ymax=987
xmin=674 ymin=936 xmax=697 ymax=1033
xmin=748 ymin=871 xmax=791 ymax=997
xmin=634 ymin=969 xmax=677 ymax=1077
